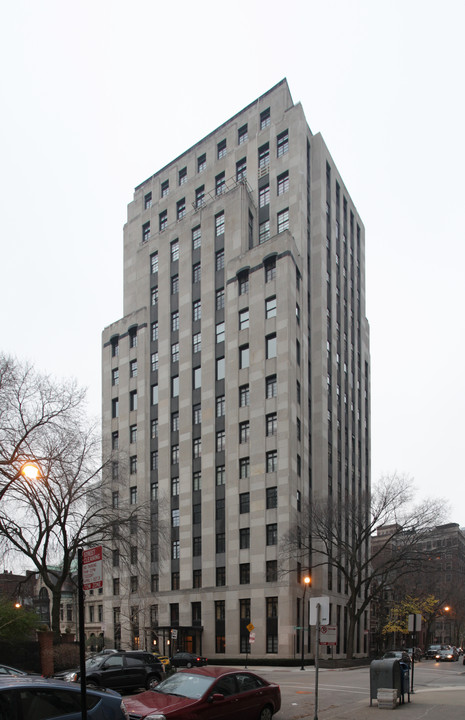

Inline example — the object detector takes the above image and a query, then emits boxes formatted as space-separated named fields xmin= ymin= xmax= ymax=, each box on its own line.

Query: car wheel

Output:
xmin=86 ymin=680 xmax=99 ymax=689
xmin=146 ymin=674 xmax=160 ymax=690
xmin=259 ymin=705 xmax=273 ymax=720
xmin=186 ymin=662 xmax=193 ymax=668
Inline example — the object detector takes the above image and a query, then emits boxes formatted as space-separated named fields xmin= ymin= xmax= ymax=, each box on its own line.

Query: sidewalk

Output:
xmin=325 ymin=686 xmax=465 ymax=719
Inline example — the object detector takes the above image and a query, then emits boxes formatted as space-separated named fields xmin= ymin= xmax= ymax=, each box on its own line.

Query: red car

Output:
xmin=123 ymin=666 xmax=281 ymax=720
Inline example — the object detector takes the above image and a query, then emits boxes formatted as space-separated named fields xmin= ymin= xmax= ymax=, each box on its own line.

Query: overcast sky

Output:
xmin=1 ymin=1 xmax=464 ymax=524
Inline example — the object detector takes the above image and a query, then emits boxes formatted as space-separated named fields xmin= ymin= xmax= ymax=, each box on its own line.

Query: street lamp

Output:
xmin=0 ymin=460 xmax=43 ymax=502
xmin=300 ymin=575 xmax=311 ymax=670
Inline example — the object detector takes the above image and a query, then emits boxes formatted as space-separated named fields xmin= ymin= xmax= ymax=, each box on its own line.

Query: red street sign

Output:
xmin=319 ymin=625 xmax=337 ymax=646
xmin=82 ymin=546 xmax=103 ymax=590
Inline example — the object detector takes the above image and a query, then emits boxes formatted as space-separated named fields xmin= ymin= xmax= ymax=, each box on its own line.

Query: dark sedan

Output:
xmin=170 ymin=652 xmax=207 ymax=668
xmin=123 ymin=666 xmax=281 ymax=720
xmin=57 ymin=651 xmax=164 ymax=691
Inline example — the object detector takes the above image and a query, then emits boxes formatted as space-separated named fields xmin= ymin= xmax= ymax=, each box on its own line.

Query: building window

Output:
xmin=239 ymin=308 xmax=249 ymax=330
xmin=258 ymin=143 xmax=270 ymax=169
xmin=151 ymin=286 xmax=158 ymax=306
xmin=176 ymin=198 xmax=186 ymax=220
xmin=171 ymin=444 xmax=179 ymax=465
xmin=171 ymin=239 xmax=180 ymax=261
xmin=171 ymin=310 xmax=179 ymax=331
xmin=216 ymin=321 xmax=225 ymax=343
xmin=216 ymin=249 xmax=225 ymax=271
xmin=129 ymin=360 xmax=137 ymax=378
xmin=217 ymin=138 xmax=227 ymax=159
xmin=240 ymin=528 xmax=250 ymax=549
xmin=260 ymin=107 xmax=271 ymax=129
xmin=144 ymin=192 xmax=152 ymax=209
xmin=216 ymin=497 xmax=225 ymax=521
xmin=171 ymin=342 xmax=179 ymax=363
xmin=129 ymin=390 xmax=137 ymax=411
xmin=215 ymin=212 xmax=225 ymax=236
xmin=239 ymin=384 xmax=250 ymax=407
xmin=130 ymin=546 xmax=138 ymax=565
xmin=216 ymin=357 xmax=225 ymax=380
xmin=259 ymin=220 xmax=270 ymax=244
xmin=266 ymin=486 xmax=278 ymax=509
xmin=197 ymin=153 xmax=206 ymax=173
xmin=159 ymin=210 xmax=167 ymax=232
xmin=172 ymin=541 xmax=180 ymax=559
xmin=296 ymin=339 xmax=301 ymax=366
xmin=277 ymin=170 xmax=289 ymax=195
xmin=112 ymin=491 xmax=119 ymax=508
xmin=130 ymin=486 xmax=137 ymax=504
xmin=150 ymin=252 xmax=158 ymax=274
xmin=193 ymin=366 xmax=201 ymax=388
xmin=161 ymin=179 xmax=169 ymax=198
xmin=216 ymin=533 xmax=225 ymax=554
xmin=151 ymin=321 xmax=158 ymax=341
xmin=171 ymin=572 xmax=180 ymax=590
xmin=239 ymin=344 xmax=249 ymax=369
xmin=112 ymin=549 xmax=119 ymax=567
xmin=193 ymin=300 xmax=201 ymax=321
xmin=277 ymin=208 xmax=289 ymax=233
xmin=128 ymin=327 xmax=137 ymax=348
xmin=266 ymin=560 xmax=278 ymax=582
xmin=238 ymin=270 xmax=249 ymax=295
xmin=297 ymin=380 xmax=301 ymax=404
xmin=151 ymin=418 xmax=158 ymax=438
xmin=239 ymin=421 xmax=250 ymax=444
xmin=113 ymin=578 xmax=120 ymax=595
xmin=171 ymin=275 xmax=179 ymax=294
xmin=192 ymin=225 xmax=201 ymax=249
xmin=266 ymin=598 xmax=278 ymax=652
xmin=240 ymin=563 xmax=250 ymax=584
xmin=151 ymin=450 xmax=158 ymax=470
xmin=239 ymin=492 xmax=250 ymax=514
xmin=192 ymin=262 xmax=201 ymax=283
xmin=193 ymin=332 xmax=201 ymax=354
xmin=193 ymin=403 xmax=202 ymax=424
xmin=216 ymin=567 xmax=226 ymax=586
xmin=216 ymin=288 xmax=225 ymax=309
xmin=112 ymin=461 xmax=119 ymax=480
xmin=110 ymin=336 xmax=119 ymax=357
xmin=193 ymin=570 xmax=202 ymax=589
xmin=193 ymin=536 xmax=202 ymax=557
xmin=193 ymin=437 xmax=202 ymax=459
xmin=178 ymin=167 xmax=187 ymax=185
xmin=238 ymin=123 xmax=248 ymax=144
xmin=171 ymin=477 xmax=179 ymax=496
xmin=259 ymin=184 xmax=270 ymax=208
xmin=239 ymin=457 xmax=250 ymax=479
xmin=216 ymin=395 xmax=225 ymax=417
xmin=195 ymin=185 xmax=205 ymax=208
xmin=193 ymin=471 xmax=201 ymax=491
xmin=266 ymin=374 xmax=277 ymax=398
xmin=216 ymin=430 xmax=225 ymax=452
xmin=151 ymin=384 xmax=158 ymax=405
xmin=265 ymin=256 xmax=276 ymax=282
xmin=236 ymin=157 xmax=247 ymax=181
xmin=171 ymin=375 xmax=179 ymax=398
xmin=216 ymin=465 xmax=225 ymax=486
xmin=266 ymin=333 xmax=277 ymax=359
xmin=142 ymin=221 xmax=151 ymax=243
xmin=266 ymin=523 xmax=278 ymax=545
xmin=171 ymin=509 xmax=180 ymax=527
xmin=111 ymin=368 xmax=119 ymax=386
xmin=266 ymin=450 xmax=278 ymax=473
xmin=151 ymin=352 xmax=158 ymax=372
xmin=130 ymin=456 xmax=137 ymax=475
xmin=266 ymin=412 xmax=277 ymax=436
xmin=296 ymin=303 xmax=300 ymax=325
xmin=215 ymin=172 xmax=226 ymax=196
xmin=112 ymin=431 xmax=119 ymax=450
xmin=265 ymin=296 xmax=277 ymax=318
xmin=277 ymin=129 xmax=289 ymax=157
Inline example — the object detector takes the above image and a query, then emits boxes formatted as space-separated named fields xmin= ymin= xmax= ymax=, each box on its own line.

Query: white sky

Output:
xmin=1 ymin=1 xmax=464 ymax=523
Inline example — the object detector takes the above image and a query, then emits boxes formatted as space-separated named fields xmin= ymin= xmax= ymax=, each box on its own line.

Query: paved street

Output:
xmin=253 ymin=659 xmax=465 ymax=719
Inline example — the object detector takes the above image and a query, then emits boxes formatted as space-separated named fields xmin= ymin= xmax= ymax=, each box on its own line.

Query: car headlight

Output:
xmin=63 ymin=672 xmax=79 ymax=682
xmin=145 ymin=715 xmax=166 ymax=720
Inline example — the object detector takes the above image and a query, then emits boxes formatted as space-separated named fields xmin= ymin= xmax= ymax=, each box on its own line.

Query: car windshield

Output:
xmin=85 ymin=656 xmax=107 ymax=669
xmin=153 ymin=673 xmax=215 ymax=699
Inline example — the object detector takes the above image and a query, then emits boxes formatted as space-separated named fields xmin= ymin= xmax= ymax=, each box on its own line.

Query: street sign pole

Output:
xmin=314 ymin=602 xmax=320 ymax=720
xmin=78 ymin=548 xmax=87 ymax=720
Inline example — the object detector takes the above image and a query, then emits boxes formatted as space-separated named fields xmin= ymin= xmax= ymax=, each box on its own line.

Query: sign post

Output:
xmin=408 ymin=613 xmax=421 ymax=693
xmin=310 ymin=597 xmax=329 ymax=720
xmin=79 ymin=546 xmax=103 ymax=720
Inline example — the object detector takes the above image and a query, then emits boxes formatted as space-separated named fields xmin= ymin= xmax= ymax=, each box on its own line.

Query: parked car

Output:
xmin=382 ymin=650 xmax=411 ymax=664
xmin=170 ymin=651 xmax=207 ymax=668
xmin=123 ymin=666 xmax=281 ymax=720
xmin=0 ymin=664 xmax=29 ymax=676
xmin=152 ymin=651 xmax=171 ymax=667
xmin=434 ymin=647 xmax=458 ymax=661
xmin=56 ymin=651 xmax=164 ymax=692
xmin=0 ymin=675 xmax=129 ymax=719
xmin=425 ymin=644 xmax=444 ymax=658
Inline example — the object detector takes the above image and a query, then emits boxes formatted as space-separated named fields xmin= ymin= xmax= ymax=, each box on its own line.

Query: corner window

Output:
xmin=217 ymin=139 xmax=227 ymax=159
xmin=277 ymin=208 xmax=289 ymax=233
xmin=197 ymin=153 xmax=206 ymax=173
xmin=238 ymin=124 xmax=248 ymax=144
xmin=277 ymin=171 xmax=289 ymax=196
xmin=239 ymin=308 xmax=249 ymax=330
xmin=142 ymin=221 xmax=150 ymax=242
xmin=215 ymin=212 xmax=225 ymax=236
xmin=260 ymin=107 xmax=271 ymax=129
xmin=236 ymin=157 xmax=247 ymax=181
xmin=265 ymin=296 xmax=277 ymax=318
xmin=259 ymin=184 xmax=270 ymax=208
xmin=144 ymin=192 xmax=152 ymax=209
xmin=277 ymin=130 xmax=289 ymax=157
xmin=161 ymin=179 xmax=169 ymax=198
xmin=239 ymin=344 xmax=249 ymax=369
xmin=215 ymin=172 xmax=226 ymax=196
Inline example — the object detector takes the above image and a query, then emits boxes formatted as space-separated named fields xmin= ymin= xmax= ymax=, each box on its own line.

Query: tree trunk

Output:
xmin=51 ymin=587 xmax=63 ymax=641
xmin=346 ymin=615 xmax=356 ymax=659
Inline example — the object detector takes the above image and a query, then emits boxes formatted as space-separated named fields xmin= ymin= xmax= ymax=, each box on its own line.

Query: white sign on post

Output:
xmin=82 ymin=546 xmax=103 ymax=591
xmin=309 ymin=597 xmax=330 ymax=626
xmin=319 ymin=625 xmax=337 ymax=645
xmin=408 ymin=614 xmax=422 ymax=632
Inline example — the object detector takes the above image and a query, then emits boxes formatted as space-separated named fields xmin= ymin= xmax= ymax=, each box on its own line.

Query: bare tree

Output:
xmin=0 ymin=354 xmax=141 ymax=639
xmin=280 ymin=474 xmax=447 ymax=659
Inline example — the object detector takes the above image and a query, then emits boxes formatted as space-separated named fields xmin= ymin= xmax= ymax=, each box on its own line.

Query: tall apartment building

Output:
xmin=99 ymin=79 xmax=370 ymax=660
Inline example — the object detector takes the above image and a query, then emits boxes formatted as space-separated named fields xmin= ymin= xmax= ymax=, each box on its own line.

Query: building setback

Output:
xmin=99 ymin=79 xmax=371 ymax=660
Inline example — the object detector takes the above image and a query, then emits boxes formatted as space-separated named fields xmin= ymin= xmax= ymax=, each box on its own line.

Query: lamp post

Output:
xmin=300 ymin=575 xmax=311 ymax=670
xmin=0 ymin=460 xmax=43 ymax=502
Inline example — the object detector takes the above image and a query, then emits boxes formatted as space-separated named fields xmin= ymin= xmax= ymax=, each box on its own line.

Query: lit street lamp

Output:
xmin=0 ymin=460 xmax=43 ymax=502
xmin=301 ymin=575 xmax=311 ymax=670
